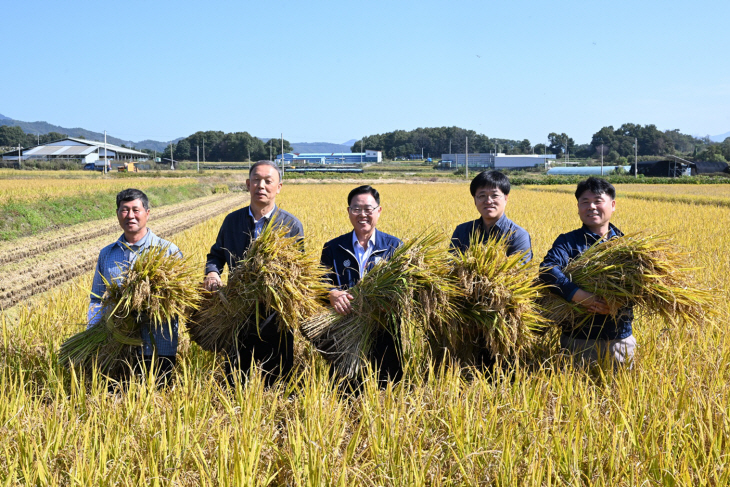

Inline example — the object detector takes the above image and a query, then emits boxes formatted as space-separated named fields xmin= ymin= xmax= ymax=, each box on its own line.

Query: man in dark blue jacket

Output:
xmin=320 ymin=185 xmax=403 ymax=384
xmin=450 ymin=170 xmax=532 ymax=261
xmin=204 ymin=160 xmax=304 ymax=386
xmin=539 ymin=177 xmax=636 ymax=365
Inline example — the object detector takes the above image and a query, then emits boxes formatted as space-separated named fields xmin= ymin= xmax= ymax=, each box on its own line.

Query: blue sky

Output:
xmin=3 ymin=0 xmax=729 ymax=144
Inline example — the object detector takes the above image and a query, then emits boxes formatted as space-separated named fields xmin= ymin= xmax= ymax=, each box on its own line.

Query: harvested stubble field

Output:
xmin=1 ymin=182 xmax=729 ymax=485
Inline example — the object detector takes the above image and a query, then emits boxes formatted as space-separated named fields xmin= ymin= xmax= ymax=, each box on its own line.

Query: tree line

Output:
xmin=3 ymin=123 xmax=729 ymax=164
xmin=351 ymin=125 xmax=730 ymax=163
xmin=160 ymin=131 xmax=293 ymax=163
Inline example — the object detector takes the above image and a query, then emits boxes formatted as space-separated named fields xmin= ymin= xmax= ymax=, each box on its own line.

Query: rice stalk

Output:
xmin=432 ymin=235 xmax=549 ymax=364
xmin=302 ymin=232 xmax=461 ymax=379
xmin=540 ymin=232 xmax=714 ymax=331
xmin=188 ymin=223 xmax=331 ymax=354
xmin=58 ymin=244 xmax=202 ymax=375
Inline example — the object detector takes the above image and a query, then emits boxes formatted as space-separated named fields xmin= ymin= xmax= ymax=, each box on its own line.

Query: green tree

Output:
xmin=548 ymin=132 xmax=574 ymax=156
xmin=0 ymin=125 xmax=27 ymax=146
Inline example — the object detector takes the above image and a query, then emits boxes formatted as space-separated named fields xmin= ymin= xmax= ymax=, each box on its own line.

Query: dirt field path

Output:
xmin=0 ymin=192 xmax=247 ymax=309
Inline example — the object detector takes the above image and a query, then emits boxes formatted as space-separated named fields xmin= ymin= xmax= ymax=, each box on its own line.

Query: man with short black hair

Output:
xmin=205 ymin=160 xmax=303 ymax=386
xmin=450 ymin=170 xmax=532 ymax=261
xmin=88 ymin=188 xmax=181 ymax=385
xmin=539 ymin=177 xmax=636 ymax=365
xmin=320 ymin=185 xmax=403 ymax=384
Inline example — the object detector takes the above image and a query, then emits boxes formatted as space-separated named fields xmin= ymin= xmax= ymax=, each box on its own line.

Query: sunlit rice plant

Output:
xmin=302 ymin=232 xmax=460 ymax=379
xmin=437 ymin=235 xmax=550 ymax=364
xmin=540 ymin=232 xmax=714 ymax=331
xmin=187 ymin=223 xmax=331 ymax=354
xmin=58 ymin=245 xmax=202 ymax=375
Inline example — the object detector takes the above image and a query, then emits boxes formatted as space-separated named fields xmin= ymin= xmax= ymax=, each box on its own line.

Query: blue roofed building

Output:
xmin=276 ymin=150 xmax=382 ymax=165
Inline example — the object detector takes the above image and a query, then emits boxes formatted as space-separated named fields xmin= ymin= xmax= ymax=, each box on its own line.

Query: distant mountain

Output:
xmin=710 ymin=131 xmax=730 ymax=142
xmin=0 ymin=115 xmax=180 ymax=152
xmin=290 ymin=142 xmax=352 ymax=153
xmin=343 ymin=139 xmax=357 ymax=146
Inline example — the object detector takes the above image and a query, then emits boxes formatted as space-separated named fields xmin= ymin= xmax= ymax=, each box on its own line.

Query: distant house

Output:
xmin=1 ymin=137 xmax=149 ymax=165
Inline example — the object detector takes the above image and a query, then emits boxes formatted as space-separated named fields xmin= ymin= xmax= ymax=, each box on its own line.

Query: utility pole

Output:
xmin=421 ymin=147 xmax=424 ymax=160
xmin=197 ymin=145 xmax=200 ymax=172
xmin=465 ymin=136 xmax=469 ymax=179
xmin=104 ymin=130 xmax=108 ymax=174
xmin=169 ymin=141 xmax=174 ymax=170
xmin=17 ymin=144 xmax=21 ymax=168
xmin=634 ymin=137 xmax=638 ymax=178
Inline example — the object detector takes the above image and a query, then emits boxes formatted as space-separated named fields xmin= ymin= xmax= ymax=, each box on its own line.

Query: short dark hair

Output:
xmin=470 ymin=170 xmax=510 ymax=197
xmin=249 ymin=160 xmax=282 ymax=181
xmin=575 ymin=177 xmax=615 ymax=200
xmin=347 ymin=185 xmax=380 ymax=206
xmin=116 ymin=188 xmax=149 ymax=210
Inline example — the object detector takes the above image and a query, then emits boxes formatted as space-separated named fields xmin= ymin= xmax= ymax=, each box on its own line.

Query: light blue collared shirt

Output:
xmin=249 ymin=206 xmax=276 ymax=239
xmin=352 ymin=230 xmax=377 ymax=277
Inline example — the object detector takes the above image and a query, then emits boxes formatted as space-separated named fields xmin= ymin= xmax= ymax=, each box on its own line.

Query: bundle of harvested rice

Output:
xmin=302 ymin=232 xmax=460 ymax=379
xmin=540 ymin=232 xmax=713 ymax=330
xmin=59 ymin=245 xmax=202 ymax=375
xmin=440 ymin=236 xmax=549 ymax=363
xmin=188 ymin=224 xmax=331 ymax=354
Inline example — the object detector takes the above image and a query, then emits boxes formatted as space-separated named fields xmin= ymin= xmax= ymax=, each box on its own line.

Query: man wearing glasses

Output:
xmin=320 ymin=185 xmax=403 ymax=384
xmin=450 ymin=170 xmax=532 ymax=261
xmin=447 ymin=171 xmax=533 ymax=369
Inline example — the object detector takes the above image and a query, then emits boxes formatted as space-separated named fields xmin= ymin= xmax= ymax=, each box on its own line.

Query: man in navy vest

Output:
xmin=320 ymin=185 xmax=402 ymax=384
xmin=204 ymin=161 xmax=303 ymax=386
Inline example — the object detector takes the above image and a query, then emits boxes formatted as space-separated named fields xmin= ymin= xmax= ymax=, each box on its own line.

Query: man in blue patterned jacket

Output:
xmin=88 ymin=188 xmax=181 ymax=384
xmin=320 ymin=185 xmax=402 ymax=384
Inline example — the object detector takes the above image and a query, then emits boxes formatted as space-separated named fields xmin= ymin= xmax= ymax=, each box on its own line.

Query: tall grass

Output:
xmin=1 ymin=184 xmax=728 ymax=484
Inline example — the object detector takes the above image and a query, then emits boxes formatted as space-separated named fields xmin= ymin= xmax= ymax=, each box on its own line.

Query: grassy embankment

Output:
xmin=0 ymin=178 xmax=227 ymax=241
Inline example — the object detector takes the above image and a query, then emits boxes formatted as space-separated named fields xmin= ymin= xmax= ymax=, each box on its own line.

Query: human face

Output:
xmin=577 ymin=190 xmax=616 ymax=234
xmin=117 ymin=198 xmax=149 ymax=239
xmin=473 ymin=185 xmax=508 ymax=227
xmin=348 ymin=193 xmax=381 ymax=239
xmin=246 ymin=165 xmax=282 ymax=209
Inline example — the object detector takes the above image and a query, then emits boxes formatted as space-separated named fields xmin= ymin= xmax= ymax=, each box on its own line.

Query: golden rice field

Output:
xmin=0 ymin=176 xmax=199 ymax=203
xmin=527 ymin=183 xmax=730 ymax=207
xmin=1 ymin=182 xmax=729 ymax=485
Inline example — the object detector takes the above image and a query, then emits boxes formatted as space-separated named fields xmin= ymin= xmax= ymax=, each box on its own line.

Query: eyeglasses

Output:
xmin=475 ymin=193 xmax=504 ymax=203
xmin=348 ymin=205 xmax=379 ymax=215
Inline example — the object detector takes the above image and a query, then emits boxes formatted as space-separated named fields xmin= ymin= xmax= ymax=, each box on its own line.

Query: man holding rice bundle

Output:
xmin=320 ymin=185 xmax=403 ymax=384
xmin=88 ymin=188 xmax=181 ymax=383
xmin=448 ymin=170 xmax=533 ymax=368
xmin=539 ymin=177 xmax=636 ymax=365
xmin=204 ymin=160 xmax=303 ymax=386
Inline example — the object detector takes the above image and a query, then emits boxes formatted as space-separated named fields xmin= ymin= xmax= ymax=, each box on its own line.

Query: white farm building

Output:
xmin=440 ymin=153 xmax=556 ymax=170
xmin=2 ymin=137 xmax=149 ymax=166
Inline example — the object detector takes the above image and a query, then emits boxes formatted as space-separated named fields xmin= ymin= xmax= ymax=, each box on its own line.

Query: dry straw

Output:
xmin=437 ymin=235 xmax=549 ymax=364
xmin=188 ymin=223 xmax=331 ymax=354
xmin=58 ymin=245 xmax=202 ymax=375
xmin=302 ymin=232 xmax=460 ymax=379
xmin=540 ymin=232 xmax=714 ymax=330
